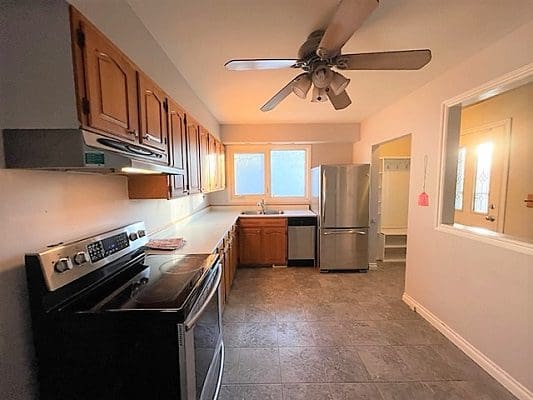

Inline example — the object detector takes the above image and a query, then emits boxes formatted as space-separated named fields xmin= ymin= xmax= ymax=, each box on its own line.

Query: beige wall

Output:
xmin=378 ymin=134 xmax=412 ymax=157
xmin=0 ymin=1 xmax=218 ymax=399
xmin=209 ymin=123 xmax=358 ymax=205
xmin=221 ymin=123 xmax=359 ymax=143
xmin=353 ymin=20 xmax=533 ymax=396
xmin=460 ymin=82 xmax=533 ymax=239
xmin=310 ymin=142 xmax=354 ymax=167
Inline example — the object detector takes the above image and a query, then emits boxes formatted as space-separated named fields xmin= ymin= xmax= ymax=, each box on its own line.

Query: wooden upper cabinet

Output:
xmin=217 ymin=141 xmax=226 ymax=190
xmin=168 ymin=98 xmax=188 ymax=197
xmin=199 ymin=127 xmax=210 ymax=193
xmin=208 ymin=134 xmax=217 ymax=191
xmin=186 ymin=118 xmax=201 ymax=194
xmin=137 ymin=73 xmax=169 ymax=155
xmin=72 ymin=9 xmax=139 ymax=142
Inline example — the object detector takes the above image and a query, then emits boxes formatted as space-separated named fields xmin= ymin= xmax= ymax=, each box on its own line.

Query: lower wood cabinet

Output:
xmin=238 ymin=218 xmax=287 ymax=266
xmin=239 ymin=227 xmax=263 ymax=265
xmin=218 ymin=224 xmax=239 ymax=307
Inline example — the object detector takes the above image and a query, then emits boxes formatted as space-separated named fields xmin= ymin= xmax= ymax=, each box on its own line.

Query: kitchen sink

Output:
xmin=241 ymin=210 xmax=284 ymax=215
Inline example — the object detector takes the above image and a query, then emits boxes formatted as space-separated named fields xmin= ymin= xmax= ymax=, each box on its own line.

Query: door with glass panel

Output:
xmin=454 ymin=123 xmax=510 ymax=231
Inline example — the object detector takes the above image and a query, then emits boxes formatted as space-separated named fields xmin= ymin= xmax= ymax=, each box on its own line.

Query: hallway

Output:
xmin=220 ymin=266 xmax=516 ymax=399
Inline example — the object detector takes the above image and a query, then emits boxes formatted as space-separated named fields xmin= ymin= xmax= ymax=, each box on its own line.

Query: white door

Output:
xmin=454 ymin=121 xmax=510 ymax=232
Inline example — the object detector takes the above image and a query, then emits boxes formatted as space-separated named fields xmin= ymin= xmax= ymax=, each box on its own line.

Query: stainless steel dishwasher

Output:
xmin=287 ymin=216 xmax=317 ymax=266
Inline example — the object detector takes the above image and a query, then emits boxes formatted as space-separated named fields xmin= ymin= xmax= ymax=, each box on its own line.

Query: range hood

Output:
xmin=3 ymin=129 xmax=178 ymax=175
xmin=1 ymin=1 xmax=178 ymax=176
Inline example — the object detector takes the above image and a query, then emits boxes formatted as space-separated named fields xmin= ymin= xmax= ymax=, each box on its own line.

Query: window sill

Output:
xmin=436 ymin=223 xmax=533 ymax=256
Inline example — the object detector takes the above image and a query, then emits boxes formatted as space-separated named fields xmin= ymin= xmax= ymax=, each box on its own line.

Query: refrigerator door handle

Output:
xmin=323 ymin=229 xmax=367 ymax=235
xmin=321 ymin=170 xmax=327 ymax=227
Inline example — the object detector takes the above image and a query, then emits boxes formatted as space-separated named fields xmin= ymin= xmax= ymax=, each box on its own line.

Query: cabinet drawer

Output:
xmin=238 ymin=217 xmax=287 ymax=228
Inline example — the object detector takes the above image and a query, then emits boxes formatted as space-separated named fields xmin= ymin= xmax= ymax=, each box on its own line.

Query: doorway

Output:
xmin=369 ymin=134 xmax=412 ymax=268
xmin=454 ymin=120 xmax=511 ymax=232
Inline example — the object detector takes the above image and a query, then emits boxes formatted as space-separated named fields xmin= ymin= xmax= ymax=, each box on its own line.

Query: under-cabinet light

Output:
xmin=121 ymin=167 xmax=160 ymax=174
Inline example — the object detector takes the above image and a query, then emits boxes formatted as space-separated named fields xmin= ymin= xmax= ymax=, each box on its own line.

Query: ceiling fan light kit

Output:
xmin=224 ymin=0 xmax=432 ymax=111
xmin=330 ymin=72 xmax=351 ymax=96
xmin=292 ymin=74 xmax=312 ymax=99
xmin=311 ymin=86 xmax=328 ymax=103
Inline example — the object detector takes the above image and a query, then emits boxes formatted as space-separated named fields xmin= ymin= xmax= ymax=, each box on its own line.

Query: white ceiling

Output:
xmin=127 ymin=0 xmax=533 ymax=124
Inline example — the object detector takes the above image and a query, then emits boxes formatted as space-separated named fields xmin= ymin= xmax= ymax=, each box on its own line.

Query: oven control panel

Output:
xmin=32 ymin=222 xmax=149 ymax=291
xmin=87 ymin=232 xmax=130 ymax=263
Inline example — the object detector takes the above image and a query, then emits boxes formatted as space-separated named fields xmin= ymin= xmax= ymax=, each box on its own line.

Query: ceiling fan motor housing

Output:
xmin=298 ymin=30 xmax=325 ymax=61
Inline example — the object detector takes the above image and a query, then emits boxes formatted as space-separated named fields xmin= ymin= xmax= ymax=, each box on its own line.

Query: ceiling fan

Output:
xmin=224 ymin=0 xmax=432 ymax=111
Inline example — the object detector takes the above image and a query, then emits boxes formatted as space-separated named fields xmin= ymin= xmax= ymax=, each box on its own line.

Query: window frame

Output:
xmin=437 ymin=63 xmax=533 ymax=255
xmin=227 ymin=144 xmax=311 ymax=204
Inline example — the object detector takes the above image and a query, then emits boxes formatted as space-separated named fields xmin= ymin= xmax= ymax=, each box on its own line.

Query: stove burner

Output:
xmin=160 ymin=259 xmax=203 ymax=275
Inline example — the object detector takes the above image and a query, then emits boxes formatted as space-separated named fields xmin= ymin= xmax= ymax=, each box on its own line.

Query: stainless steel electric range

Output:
xmin=25 ymin=222 xmax=224 ymax=400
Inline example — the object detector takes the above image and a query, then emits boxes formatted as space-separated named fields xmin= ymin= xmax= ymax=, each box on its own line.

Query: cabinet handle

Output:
xmin=127 ymin=130 xmax=137 ymax=137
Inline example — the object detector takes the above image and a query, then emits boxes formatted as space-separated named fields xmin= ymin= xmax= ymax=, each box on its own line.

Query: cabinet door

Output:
xmin=239 ymin=227 xmax=263 ymax=266
xmin=77 ymin=15 xmax=139 ymax=141
xmin=167 ymin=99 xmax=188 ymax=197
xmin=262 ymin=227 xmax=287 ymax=266
xmin=208 ymin=135 xmax=217 ymax=191
xmin=137 ymin=73 xmax=169 ymax=154
xmin=186 ymin=119 xmax=201 ymax=194
xmin=214 ymin=140 xmax=224 ymax=190
xmin=199 ymin=128 xmax=210 ymax=193
xmin=224 ymin=242 xmax=232 ymax=300
xmin=218 ymin=143 xmax=226 ymax=190
xmin=219 ymin=250 xmax=226 ymax=308
xmin=230 ymin=230 xmax=238 ymax=282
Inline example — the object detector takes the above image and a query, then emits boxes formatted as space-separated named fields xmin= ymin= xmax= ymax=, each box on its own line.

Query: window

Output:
xmin=270 ymin=150 xmax=306 ymax=197
xmin=228 ymin=145 xmax=310 ymax=202
xmin=472 ymin=142 xmax=493 ymax=213
xmin=439 ymin=69 xmax=533 ymax=248
xmin=234 ymin=153 xmax=265 ymax=195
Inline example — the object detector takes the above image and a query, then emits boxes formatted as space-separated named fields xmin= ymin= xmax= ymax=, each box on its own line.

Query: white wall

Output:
xmin=353 ymin=20 xmax=533 ymax=397
xmin=0 ymin=1 xmax=219 ymax=399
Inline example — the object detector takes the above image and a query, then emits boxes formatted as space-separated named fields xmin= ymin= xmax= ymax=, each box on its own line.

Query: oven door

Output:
xmin=179 ymin=260 xmax=224 ymax=400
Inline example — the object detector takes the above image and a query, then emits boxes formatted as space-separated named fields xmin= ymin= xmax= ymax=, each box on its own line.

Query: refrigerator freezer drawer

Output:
xmin=320 ymin=228 xmax=368 ymax=271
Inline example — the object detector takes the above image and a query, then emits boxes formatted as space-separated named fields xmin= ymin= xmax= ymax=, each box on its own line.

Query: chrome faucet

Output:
xmin=257 ymin=198 xmax=266 ymax=213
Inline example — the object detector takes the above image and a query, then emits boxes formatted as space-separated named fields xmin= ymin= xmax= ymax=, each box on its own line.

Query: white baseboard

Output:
xmin=402 ymin=293 xmax=533 ymax=400
xmin=368 ymin=262 xmax=378 ymax=270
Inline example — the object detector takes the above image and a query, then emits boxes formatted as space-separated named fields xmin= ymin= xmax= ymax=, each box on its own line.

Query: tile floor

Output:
xmin=219 ymin=265 xmax=517 ymax=400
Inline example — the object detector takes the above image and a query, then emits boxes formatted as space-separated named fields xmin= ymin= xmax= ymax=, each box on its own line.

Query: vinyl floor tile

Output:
xmin=221 ymin=267 xmax=517 ymax=400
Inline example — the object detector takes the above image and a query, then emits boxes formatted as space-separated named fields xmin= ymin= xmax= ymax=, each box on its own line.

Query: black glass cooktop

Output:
xmin=98 ymin=253 xmax=217 ymax=311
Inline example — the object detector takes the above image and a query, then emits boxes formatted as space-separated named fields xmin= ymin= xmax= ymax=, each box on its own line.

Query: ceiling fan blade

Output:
xmin=317 ymin=0 xmax=379 ymax=59
xmin=260 ymin=73 xmax=306 ymax=112
xmin=327 ymin=89 xmax=352 ymax=110
xmin=225 ymin=58 xmax=298 ymax=71
xmin=336 ymin=49 xmax=432 ymax=70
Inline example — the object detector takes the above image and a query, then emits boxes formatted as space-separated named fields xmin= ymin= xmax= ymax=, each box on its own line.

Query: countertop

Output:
xmin=149 ymin=206 xmax=316 ymax=255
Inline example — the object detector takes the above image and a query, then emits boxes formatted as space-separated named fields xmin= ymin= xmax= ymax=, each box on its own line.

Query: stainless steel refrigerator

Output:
xmin=311 ymin=164 xmax=370 ymax=271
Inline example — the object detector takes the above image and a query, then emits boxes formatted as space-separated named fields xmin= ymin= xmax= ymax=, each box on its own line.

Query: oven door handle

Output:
xmin=184 ymin=261 xmax=222 ymax=331
xmin=213 ymin=342 xmax=225 ymax=400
